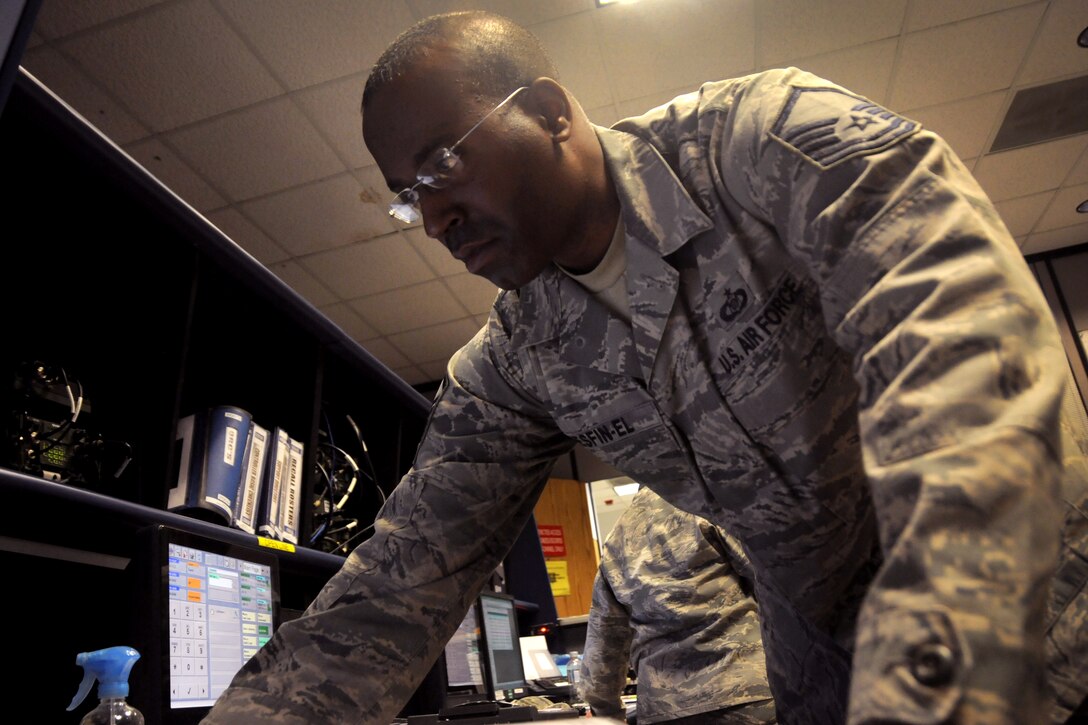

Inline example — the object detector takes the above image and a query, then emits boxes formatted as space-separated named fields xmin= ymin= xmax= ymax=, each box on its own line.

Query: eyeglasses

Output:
xmin=388 ymin=86 xmax=528 ymax=224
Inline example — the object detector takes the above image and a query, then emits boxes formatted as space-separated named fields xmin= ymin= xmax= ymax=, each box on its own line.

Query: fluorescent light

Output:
xmin=597 ymin=0 xmax=643 ymax=6
xmin=612 ymin=482 xmax=641 ymax=496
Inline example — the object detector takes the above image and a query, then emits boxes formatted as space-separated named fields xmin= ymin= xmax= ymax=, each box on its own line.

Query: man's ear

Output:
xmin=527 ymin=77 xmax=573 ymax=142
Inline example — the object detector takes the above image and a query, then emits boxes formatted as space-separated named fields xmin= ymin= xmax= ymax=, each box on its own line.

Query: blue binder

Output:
xmin=168 ymin=405 xmax=252 ymax=525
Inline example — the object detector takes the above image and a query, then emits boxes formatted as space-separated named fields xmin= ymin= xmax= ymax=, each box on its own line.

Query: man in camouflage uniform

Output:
xmin=204 ymin=11 xmax=1087 ymax=725
xmin=581 ymin=486 xmax=775 ymax=724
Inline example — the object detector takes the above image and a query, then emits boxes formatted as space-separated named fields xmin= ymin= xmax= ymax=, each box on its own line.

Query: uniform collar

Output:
xmin=596 ymin=124 xmax=712 ymax=259
xmin=509 ymin=125 xmax=712 ymax=380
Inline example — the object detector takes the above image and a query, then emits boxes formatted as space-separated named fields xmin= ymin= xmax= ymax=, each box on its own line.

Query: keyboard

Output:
xmin=527 ymin=678 xmax=570 ymax=697
xmin=531 ymin=708 xmax=583 ymax=720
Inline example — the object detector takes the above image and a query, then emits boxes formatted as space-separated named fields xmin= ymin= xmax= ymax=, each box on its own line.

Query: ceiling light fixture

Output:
xmin=612 ymin=482 xmax=641 ymax=496
xmin=1079 ymin=25 xmax=1088 ymax=48
xmin=1077 ymin=199 xmax=1088 ymax=214
xmin=596 ymin=0 xmax=642 ymax=6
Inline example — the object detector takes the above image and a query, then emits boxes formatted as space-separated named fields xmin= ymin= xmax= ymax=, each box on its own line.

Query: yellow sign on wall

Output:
xmin=546 ymin=560 xmax=571 ymax=597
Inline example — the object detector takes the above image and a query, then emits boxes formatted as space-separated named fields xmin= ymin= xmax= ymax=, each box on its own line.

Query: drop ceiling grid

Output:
xmin=17 ymin=0 xmax=1088 ymax=385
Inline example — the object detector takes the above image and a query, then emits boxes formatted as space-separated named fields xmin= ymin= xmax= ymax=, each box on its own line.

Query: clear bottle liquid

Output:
xmin=79 ymin=697 xmax=145 ymax=724
xmin=566 ymin=651 xmax=583 ymax=703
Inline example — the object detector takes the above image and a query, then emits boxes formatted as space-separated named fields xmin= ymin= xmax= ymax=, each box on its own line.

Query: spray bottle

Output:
xmin=67 ymin=646 xmax=145 ymax=724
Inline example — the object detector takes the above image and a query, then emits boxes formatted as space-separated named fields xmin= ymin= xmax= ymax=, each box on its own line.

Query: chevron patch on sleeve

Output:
xmin=770 ymin=85 xmax=920 ymax=168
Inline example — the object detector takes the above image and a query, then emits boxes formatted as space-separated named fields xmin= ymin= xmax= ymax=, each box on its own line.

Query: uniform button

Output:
xmin=909 ymin=643 xmax=956 ymax=687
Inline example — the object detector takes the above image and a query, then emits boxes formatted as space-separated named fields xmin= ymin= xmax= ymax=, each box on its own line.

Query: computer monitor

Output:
xmin=440 ymin=602 xmax=489 ymax=708
xmin=477 ymin=591 xmax=527 ymax=698
xmin=132 ymin=524 xmax=280 ymax=724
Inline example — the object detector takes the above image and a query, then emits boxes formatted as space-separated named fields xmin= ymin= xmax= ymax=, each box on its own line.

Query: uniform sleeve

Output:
xmin=717 ymin=68 xmax=1066 ymax=723
xmin=203 ymin=322 xmax=574 ymax=724
xmin=581 ymin=569 xmax=633 ymax=719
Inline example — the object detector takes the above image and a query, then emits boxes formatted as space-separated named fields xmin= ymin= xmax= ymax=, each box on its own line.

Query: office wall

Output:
xmin=1031 ymin=245 xmax=1088 ymax=454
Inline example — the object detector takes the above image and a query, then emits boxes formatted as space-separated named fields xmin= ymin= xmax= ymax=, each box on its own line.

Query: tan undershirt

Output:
xmin=558 ymin=218 xmax=630 ymax=323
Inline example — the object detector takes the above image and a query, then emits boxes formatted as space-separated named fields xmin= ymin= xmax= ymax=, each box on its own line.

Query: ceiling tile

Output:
xmin=974 ymin=134 xmax=1088 ymax=201
xmin=299 ymin=234 xmax=435 ymax=299
xmin=586 ymin=103 xmax=621 ymax=127
xmin=758 ymin=0 xmax=906 ymax=67
xmin=240 ymin=173 xmax=396 ymax=256
xmin=32 ymin=0 xmax=167 ymax=40
xmin=123 ymin=136 xmax=227 ymax=210
xmin=406 ymin=0 xmax=594 ymax=27
xmin=55 ymin=0 xmax=283 ymax=131
xmin=393 ymin=364 xmax=430 ymax=386
xmin=217 ymin=0 xmax=416 ymax=90
xmin=363 ymin=337 xmax=411 ymax=370
xmin=782 ymin=39 xmax=897 ymax=105
xmin=166 ymin=97 xmax=345 ymax=202
xmin=354 ymin=164 xmax=403 ymax=229
xmin=417 ymin=359 xmax=450 ymax=383
xmin=1067 ymin=148 xmax=1088 ymax=186
xmin=21 ymin=46 xmax=150 ymax=144
xmin=596 ymin=0 xmax=755 ymax=103
xmin=317 ymin=302 xmax=378 ymax=342
xmin=388 ymin=318 xmax=481 ymax=365
xmin=1021 ymin=222 xmax=1088 ymax=255
xmin=1035 ymin=182 xmax=1088 ymax=232
xmin=905 ymin=91 xmax=1008 ymax=160
xmin=444 ymin=274 xmax=500 ymax=315
xmin=293 ymin=74 xmax=375 ymax=170
xmin=615 ymin=84 xmax=701 ymax=120
xmin=350 ymin=280 xmax=467 ymax=335
xmin=533 ymin=11 xmax=613 ymax=110
xmin=889 ymin=3 xmax=1045 ymax=110
xmin=993 ymin=190 xmax=1054 ymax=237
xmin=906 ymin=0 xmax=1036 ymax=32
xmin=405 ymin=227 xmax=466 ymax=277
xmin=204 ymin=207 xmax=289 ymax=265
xmin=1017 ymin=0 xmax=1088 ymax=85
xmin=268 ymin=259 xmax=338 ymax=308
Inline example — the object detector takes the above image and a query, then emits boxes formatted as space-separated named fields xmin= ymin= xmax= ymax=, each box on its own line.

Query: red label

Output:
xmin=537 ymin=525 xmax=566 ymax=557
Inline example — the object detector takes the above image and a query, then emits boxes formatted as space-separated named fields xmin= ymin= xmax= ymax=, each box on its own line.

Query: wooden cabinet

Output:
xmin=533 ymin=478 xmax=599 ymax=618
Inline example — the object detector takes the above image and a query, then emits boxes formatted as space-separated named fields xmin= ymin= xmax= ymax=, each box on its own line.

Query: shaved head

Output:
xmin=362 ymin=11 xmax=558 ymax=111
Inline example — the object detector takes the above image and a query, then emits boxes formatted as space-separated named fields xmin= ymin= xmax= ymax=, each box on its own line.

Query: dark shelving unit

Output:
xmin=0 ymin=70 xmax=433 ymax=723
xmin=1 ymin=58 xmax=558 ymax=722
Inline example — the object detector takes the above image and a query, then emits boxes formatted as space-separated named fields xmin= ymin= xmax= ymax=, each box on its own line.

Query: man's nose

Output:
xmin=420 ymin=187 xmax=463 ymax=242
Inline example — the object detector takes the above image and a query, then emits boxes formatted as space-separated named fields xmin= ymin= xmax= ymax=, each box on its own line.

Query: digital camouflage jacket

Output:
xmin=205 ymin=68 xmax=1087 ymax=725
xmin=581 ymin=487 xmax=774 ymax=723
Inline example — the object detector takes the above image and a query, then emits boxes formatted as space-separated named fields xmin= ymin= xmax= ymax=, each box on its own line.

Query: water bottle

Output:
xmin=566 ymin=651 xmax=584 ymax=703
xmin=67 ymin=646 xmax=145 ymax=724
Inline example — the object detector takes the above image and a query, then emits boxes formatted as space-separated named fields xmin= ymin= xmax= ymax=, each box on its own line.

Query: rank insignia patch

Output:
xmin=719 ymin=288 xmax=748 ymax=322
xmin=771 ymin=86 xmax=919 ymax=168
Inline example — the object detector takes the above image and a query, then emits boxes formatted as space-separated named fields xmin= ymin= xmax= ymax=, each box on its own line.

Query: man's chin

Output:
xmin=474 ymin=266 xmax=530 ymax=291
xmin=490 ymin=275 xmax=521 ymax=291
xmin=467 ymin=257 xmax=546 ymax=291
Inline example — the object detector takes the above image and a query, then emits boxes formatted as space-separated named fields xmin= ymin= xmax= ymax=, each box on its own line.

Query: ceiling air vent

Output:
xmin=989 ymin=74 xmax=1088 ymax=153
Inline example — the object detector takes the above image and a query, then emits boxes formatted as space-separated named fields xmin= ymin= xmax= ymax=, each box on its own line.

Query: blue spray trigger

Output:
xmin=67 ymin=646 xmax=141 ymax=711
xmin=67 ymin=669 xmax=96 ymax=712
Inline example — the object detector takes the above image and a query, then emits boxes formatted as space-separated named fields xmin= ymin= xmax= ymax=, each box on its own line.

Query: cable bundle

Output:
xmin=310 ymin=413 xmax=385 ymax=554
